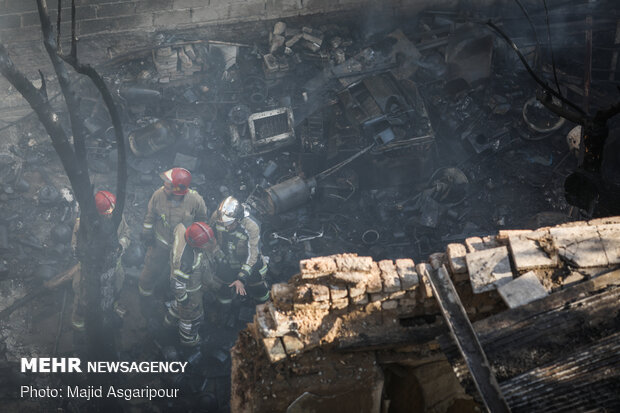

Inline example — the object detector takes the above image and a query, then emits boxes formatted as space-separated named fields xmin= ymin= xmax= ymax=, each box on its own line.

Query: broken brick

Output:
xmin=378 ymin=260 xmax=401 ymax=293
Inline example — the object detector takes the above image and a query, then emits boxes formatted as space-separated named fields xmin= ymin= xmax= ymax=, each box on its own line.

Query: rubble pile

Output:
xmin=0 ymin=1 xmax=619 ymax=411
xmin=232 ymin=218 xmax=620 ymax=412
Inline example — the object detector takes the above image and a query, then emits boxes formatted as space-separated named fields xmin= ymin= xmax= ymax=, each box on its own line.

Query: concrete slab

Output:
xmin=497 ymin=271 xmax=548 ymax=309
xmin=508 ymin=230 xmax=558 ymax=271
xmin=588 ymin=216 xmax=620 ymax=226
xmin=465 ymin=246 xmax=513 ymax=293
xmin=596 ymin=224 xmax=620 ymax=265
xmin=549 ymin=226 xmax=608 ymax=268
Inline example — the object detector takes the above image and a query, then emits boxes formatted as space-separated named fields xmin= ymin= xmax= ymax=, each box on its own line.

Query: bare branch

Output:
xmin=60 ymin=1 xmax=127 ymax=226
xmin=0 ymin=45 xmax=82 ymax=192
xmin=65 ymin=59 xmax=128 ymax=226
xmin=36 ymin=0 xmax=93 ymax=213
xmin=71 ymin=0 xmax=76 ymax=60
xmin=37 ymin=69 xmax=48 ymax=100
xmin=56 ymin=0 xmax=62 ymax=55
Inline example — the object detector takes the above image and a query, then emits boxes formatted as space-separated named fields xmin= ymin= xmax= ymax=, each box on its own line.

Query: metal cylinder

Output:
xmin=265 ymin=176 xmax=316 ymax=215
xmin=128 ymin=120 xmax=175 ymax=157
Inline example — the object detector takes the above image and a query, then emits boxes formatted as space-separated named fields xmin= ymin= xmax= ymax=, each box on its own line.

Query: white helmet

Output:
xmin=216 ymin=196 xmax=242 ymax=227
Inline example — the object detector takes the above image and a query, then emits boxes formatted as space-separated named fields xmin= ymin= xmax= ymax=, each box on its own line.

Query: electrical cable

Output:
xmin=512 ymin=0 xmax=542 ymax=69
xmin=542 ymin=0 xmax=563 ymax=97
xmin=485 ymin=20 xmax=586 ymax=116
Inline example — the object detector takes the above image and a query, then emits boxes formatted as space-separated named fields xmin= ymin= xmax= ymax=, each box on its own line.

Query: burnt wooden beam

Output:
xmin=501 ymin=331 xmax=620 ymax=412
xmin=336 ymin=322 xmax=448 ymax=353
xmin=427 ymin=265 xmax=511 ymax=413
xmin=440 ymin=269 xmax=620 ymax=411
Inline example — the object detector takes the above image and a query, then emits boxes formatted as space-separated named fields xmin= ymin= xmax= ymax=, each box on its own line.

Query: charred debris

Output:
xmin=1 ymin=1 xmax=620 ymax=412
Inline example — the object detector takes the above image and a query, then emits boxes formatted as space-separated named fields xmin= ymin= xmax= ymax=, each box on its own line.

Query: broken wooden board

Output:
xmin=427 ymin=265 xmax=511 ymax=413
xmin=440 ymin=269 xmax=620 ymax=406
xmin=501 ymin=331 xmax=620 ymax=413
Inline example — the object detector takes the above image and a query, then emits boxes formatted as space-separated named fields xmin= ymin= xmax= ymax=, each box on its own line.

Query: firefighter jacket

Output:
xmin=170 ymin=224 xmax=213 ymax=305
xmin=210 ymin=211 xmax=265 ymax=283
xmin=142 ymin=187 xmax=208 ymax=249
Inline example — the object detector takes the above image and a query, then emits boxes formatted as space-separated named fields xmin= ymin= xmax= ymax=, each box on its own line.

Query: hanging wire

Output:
xmin=485 ymin=20 xmax=586 ymax=116
xmin=542 ymin=0 xmax=564 ymax=97
xmin=513 ymin=0 xmax=542 ymax=69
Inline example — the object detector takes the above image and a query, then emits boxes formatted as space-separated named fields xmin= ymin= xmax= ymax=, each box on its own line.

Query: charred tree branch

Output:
xmin=0 ymin=45 xmax=82 ymax=191
xmin=36 ymin=0 xmax=93 ymax=217
xmin=60 ymin=55 xmax=127 ymax=228
xmin=71 ymin=0 xmax=76 ymax=60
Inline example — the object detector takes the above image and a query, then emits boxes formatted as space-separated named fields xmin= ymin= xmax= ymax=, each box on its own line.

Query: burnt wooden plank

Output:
xmin=337 ymin=323 xmax=447 ymax=352
xmin=500 ymin=331 xmax=620 ymax=412
xmin=428 ymin=265 xmax=511 ymax=413
xmin=440 ymin=269 xmax=620 ymax=410
xmin=472 ymin=269 xmax=620 ymax=333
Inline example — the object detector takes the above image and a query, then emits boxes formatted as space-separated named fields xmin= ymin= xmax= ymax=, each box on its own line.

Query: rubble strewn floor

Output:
xmin=1 ymin=1 xmax=619 ymax=411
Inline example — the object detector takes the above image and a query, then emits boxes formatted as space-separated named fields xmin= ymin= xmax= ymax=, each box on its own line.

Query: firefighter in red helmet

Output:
xmin=139 ymin=168 xmax=208 ymax=298
xmin=71 ymin=190 xmax=130 ymax=330
xmin=165 ymin=222 xmax=217 ymax=346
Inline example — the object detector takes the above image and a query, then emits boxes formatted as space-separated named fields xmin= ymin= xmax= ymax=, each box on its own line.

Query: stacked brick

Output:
xmin=445 ymin=218 xmax=620 ymax=308
xmin=251 ymin=253 xmax=433 ymax=362
xmin=153 ymin=44 xmax=203 ymax=83
xmin=248 ymin=218 xmax=620 ymax=364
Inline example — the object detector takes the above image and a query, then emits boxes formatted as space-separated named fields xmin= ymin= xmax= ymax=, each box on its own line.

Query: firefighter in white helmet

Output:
xmin=207 ymin=196 xmax=270 ymax=305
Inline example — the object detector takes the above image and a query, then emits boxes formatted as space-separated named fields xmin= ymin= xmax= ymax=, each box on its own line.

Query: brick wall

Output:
xmin=0 ymin=0 xmax=467 ymax=120
xmin=0 ymin=0 xmax=521 ymax=120
xmin=0 ymin=0 xmax=534 ymax=73
xmin=0 ymin=0 xmax=460 ymax=46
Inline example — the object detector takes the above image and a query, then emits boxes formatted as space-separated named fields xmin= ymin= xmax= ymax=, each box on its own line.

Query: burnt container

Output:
xmin=128 ymin=121 xmax=176 ymax=157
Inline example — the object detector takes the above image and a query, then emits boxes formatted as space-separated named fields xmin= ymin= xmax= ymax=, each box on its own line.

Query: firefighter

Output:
xmin=165 ymin=222 xmax=217 ymax=346
xmin=208 ymin=196 xmax=270 ymax=305
xmin=71 ymin=190 xmax=130 ymax=331
xmin=139 ymin=167 xmax=208 ymax=297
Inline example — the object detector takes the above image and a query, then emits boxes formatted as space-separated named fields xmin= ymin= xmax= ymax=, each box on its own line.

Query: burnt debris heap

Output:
xmin=233 ymin=217 xmax=620 ymax=412
xmin=0 ymin=0 xmax=619 ymax=412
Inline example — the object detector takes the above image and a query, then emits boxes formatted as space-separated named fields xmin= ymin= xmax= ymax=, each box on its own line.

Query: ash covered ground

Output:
xmin=1 ymin=3 xmax=619 ymax=411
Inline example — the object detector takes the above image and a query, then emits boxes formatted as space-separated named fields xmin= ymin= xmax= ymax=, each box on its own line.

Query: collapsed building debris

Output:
xmin=0 ymin=0 xmax=619 ymax=411
xmin=232 ymin=218 xmax=620 ymax=412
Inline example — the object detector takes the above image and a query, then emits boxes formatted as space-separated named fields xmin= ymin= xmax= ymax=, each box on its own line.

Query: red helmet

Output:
xmin=161 ymin=167 xmax=191 ymax=195
xmin=185 ymin=222 xmax=215 ymax=248
xmin=95 ymin=190 xmax=116 ymax=215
